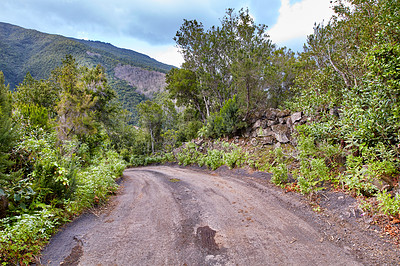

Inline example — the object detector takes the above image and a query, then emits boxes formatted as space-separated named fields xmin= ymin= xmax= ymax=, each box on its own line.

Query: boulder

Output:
xmin=271 ymin=124 xmax=290 ymax=143
xmin=251 ymin=138 xmax=258 ymax=146
xmin=279 ymin=117 xmax=286 ymax=124
xmin=264 ymin=109 xmax=277 ymax=120
xmin=261 ymin=136 xmax=276 ymax=145
xmin=267 ymin=120 xmax=278 ymax=127
xmin=277 ymin=109 xmax=290 ymax=118
xmin=291 ymin=111 xmax=302 ymax=123
xmin=286 ymin=117 xmax=293 ymax=128
xmin=252 ymin=119 xmax=262 ymax=129
xmin=261 ymin=128 xmax=275 ymax=137
xmin=193 ymin=138 xmax=204 ymax=146
xmin=392 ymin=186 xmax=400 ymax=199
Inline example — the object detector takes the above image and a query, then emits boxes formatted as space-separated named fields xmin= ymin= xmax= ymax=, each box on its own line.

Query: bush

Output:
xmin=176 ymin=142 xmax=203 ymax=167
xmin=206 ymin=114 xmax=225 ymax=139
xmin=70 ymin=151 xmax=125 ymax=212
xmin=0 ymin=208 xmax=58 ymax=265
xmin=204 ymin=96 xmax=246 ymax=139
xmin=271 ymin=163 xmax=289 ymax=186
xmin=205 ymin=149 xmax=224 ymax=170
xmin=376 ymin=190 xmax=400 ymax=216
xmin=223 ymin=147 xmax=246 ymax=169
xmin=296 ymin=158 xmax=329 ymax=195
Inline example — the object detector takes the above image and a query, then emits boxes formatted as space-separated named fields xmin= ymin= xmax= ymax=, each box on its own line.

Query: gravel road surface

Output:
xmin=40 ymin=166 xmax=400 ymax=265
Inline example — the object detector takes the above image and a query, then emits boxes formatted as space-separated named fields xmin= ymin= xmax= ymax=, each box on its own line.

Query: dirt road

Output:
xmin=40 ymin=166 xmax=400 ymax=265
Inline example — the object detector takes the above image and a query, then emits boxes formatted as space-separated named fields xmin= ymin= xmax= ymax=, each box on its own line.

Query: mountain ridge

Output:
xmin=0 ymin=21 xmax=175 ymax=122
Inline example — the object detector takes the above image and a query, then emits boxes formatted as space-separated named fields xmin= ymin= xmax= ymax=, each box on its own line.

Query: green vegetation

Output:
xmin=285 ymin=0 xmax=400 ymax=212
xmin=162 ymin=1 xmax=400 ymax=219
xmin=0 ymin=58 xmax=129 ymax=264
xmin=1 ymin=0 xmax=400 ymax=262
xmin=0 ymin=22 xmax=174 ymax=124
xmin=166 ymin=8 xmax=296 ymax=123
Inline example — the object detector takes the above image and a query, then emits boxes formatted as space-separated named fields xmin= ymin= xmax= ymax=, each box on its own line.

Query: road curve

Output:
xmin=41 ymin=166 xmax=364 ymax=265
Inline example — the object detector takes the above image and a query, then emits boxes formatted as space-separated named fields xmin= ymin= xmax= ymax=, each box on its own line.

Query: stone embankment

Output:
xmin=244 ymin=108 xmax=307 ymax=146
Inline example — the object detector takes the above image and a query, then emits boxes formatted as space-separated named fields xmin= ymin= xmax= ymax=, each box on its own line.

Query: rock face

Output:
xmin=245 ymin=108 xmax=307 ymax=146
xmin=114 ymin=64 xmax=166 ymax=98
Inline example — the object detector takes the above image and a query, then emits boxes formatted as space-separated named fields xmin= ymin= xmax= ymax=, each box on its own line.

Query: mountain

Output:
xmin=0 ymin=22 xmax=175 ymax=120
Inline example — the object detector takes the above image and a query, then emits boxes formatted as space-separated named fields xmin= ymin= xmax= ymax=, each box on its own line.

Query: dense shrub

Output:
xmin=0 ymin=208 xmax=58 ymax=265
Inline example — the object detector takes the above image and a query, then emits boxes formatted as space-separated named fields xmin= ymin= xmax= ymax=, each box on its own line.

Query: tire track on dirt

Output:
xmin=41 ymin=166 xmax=397 ymax=265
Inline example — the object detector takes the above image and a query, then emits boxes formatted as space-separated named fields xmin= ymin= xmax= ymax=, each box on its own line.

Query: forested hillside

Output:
xmin=0 ymin=22 xmax=174 ymax=122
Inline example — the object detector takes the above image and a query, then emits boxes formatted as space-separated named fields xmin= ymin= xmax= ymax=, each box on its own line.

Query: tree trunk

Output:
xmin=150 ymin=128 xmax=155 ymax=154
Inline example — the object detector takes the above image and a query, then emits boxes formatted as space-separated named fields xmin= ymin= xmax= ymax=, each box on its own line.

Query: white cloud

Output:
xmin=149 ymin=46 xmax=184 ymax=68
xmin=268 ymin=0 xmax=334 ymax=45
xmin=116 ymin=36 xmax=184 ymax=67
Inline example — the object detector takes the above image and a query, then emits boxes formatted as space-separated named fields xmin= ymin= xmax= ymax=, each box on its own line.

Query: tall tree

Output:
xmin=56 ymin=55 xmax=98 ymax=140
xmin=54 ymin=55 xmax=117 ymax=141
xmin=227 ymin=8 xmax=273 ymax=117
xmin=165 ymin=68 xmax=206 ymax=120
xmin=137 ymin=100 xmax=164 ymax=153
xmin=172 ymin=8 xmax=274 ymax=119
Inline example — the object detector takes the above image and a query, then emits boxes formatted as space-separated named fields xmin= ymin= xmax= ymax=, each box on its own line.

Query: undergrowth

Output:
xmin=0 ymin=149 xmax=126 ymax=265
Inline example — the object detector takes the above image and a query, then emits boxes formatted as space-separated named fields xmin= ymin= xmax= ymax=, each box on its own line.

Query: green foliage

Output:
xmin=18 ymin=104 xmax=51 ymax=129
xmin=0 ymin=57 xmax=128 ymax=262
xmin=165 ymin=68 xmax=205 ymax=120
xmin=341 ymin=145 xmax=398 ymax=196
xmin=223 ymin=146 xmax=247 ymax=169
xmin=294 ymin=132 xmax=331 ymax=194
xmin=176 ymin=142 xmax=202 ymax=167
xmin=170 ymin=8 xmax=292 ymax=121
xmin=219 ymin=96 xmax=246 ymax=135
xmin=137 ymin=100 xmax=164 ymax=153
xmin=175 ymin=140 xmax=248 ymax=171
xmin=206 ymin=114 xmax=225 ymax=139
xmin=13 ymin=73 xmax=60 ymax=118
xmin=56 ymin=56 xmax=107 ymax=140
xmin=296 ymin=158 xmax=329 ymax=195
xmin=181 ymin=120 xmax=203 ymax=142
xmin=271 ymin=163 xmax=289 ymax=186
xmin=205 ymin=149 xmax=224 ymax=171
xmin=204 ymin=96 xmax=247 ymax=138
xmin=0 ymin=71 xmax=18 ymax=195
xmin=0 ymin=22 xmax=172 ymax=125
xmin=0 ymin=208 xmax=58 ymax=265
xmin=71 ymin=150 xmax=125 ymax=211
xmin=128 ymin=153 xmax=170 ymax=167
xmin=376 ymin=190 xmax=400 ymax=216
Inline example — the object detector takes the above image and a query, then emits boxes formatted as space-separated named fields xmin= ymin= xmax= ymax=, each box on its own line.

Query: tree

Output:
xmin=13 ymin=73 xmax=60 ymax=117
xmin=55 ymin=55 xmax=117 ymax=142
xmin=172 ymin=8 xmax=275 ymax=119
xmin=56 ymin=56 xmax=97 ymax=140
xmin=0 ymin=71 xmax=17 ymax=195
xmin=137 ymin=100 xmax=164 ymax=153
xmin=165 ymin=68 xmax=206 ymax=121
xmin=227 ymin=8 xmax=274 ymax=117
xmin=289 ymin=0 xmax=388 ymax=113
xmin=287 ymin=0 xmax=400 ymax=149
xmin=264 ymin=47 xmax=298 ymax=108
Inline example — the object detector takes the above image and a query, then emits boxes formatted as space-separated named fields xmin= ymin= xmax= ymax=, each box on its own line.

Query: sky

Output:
xmin=0 ymin=0 xmax=334 ymax=67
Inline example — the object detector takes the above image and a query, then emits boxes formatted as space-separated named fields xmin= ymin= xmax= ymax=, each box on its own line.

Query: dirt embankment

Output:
xmin=40 ymin=166 xmax=400 ymax=265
